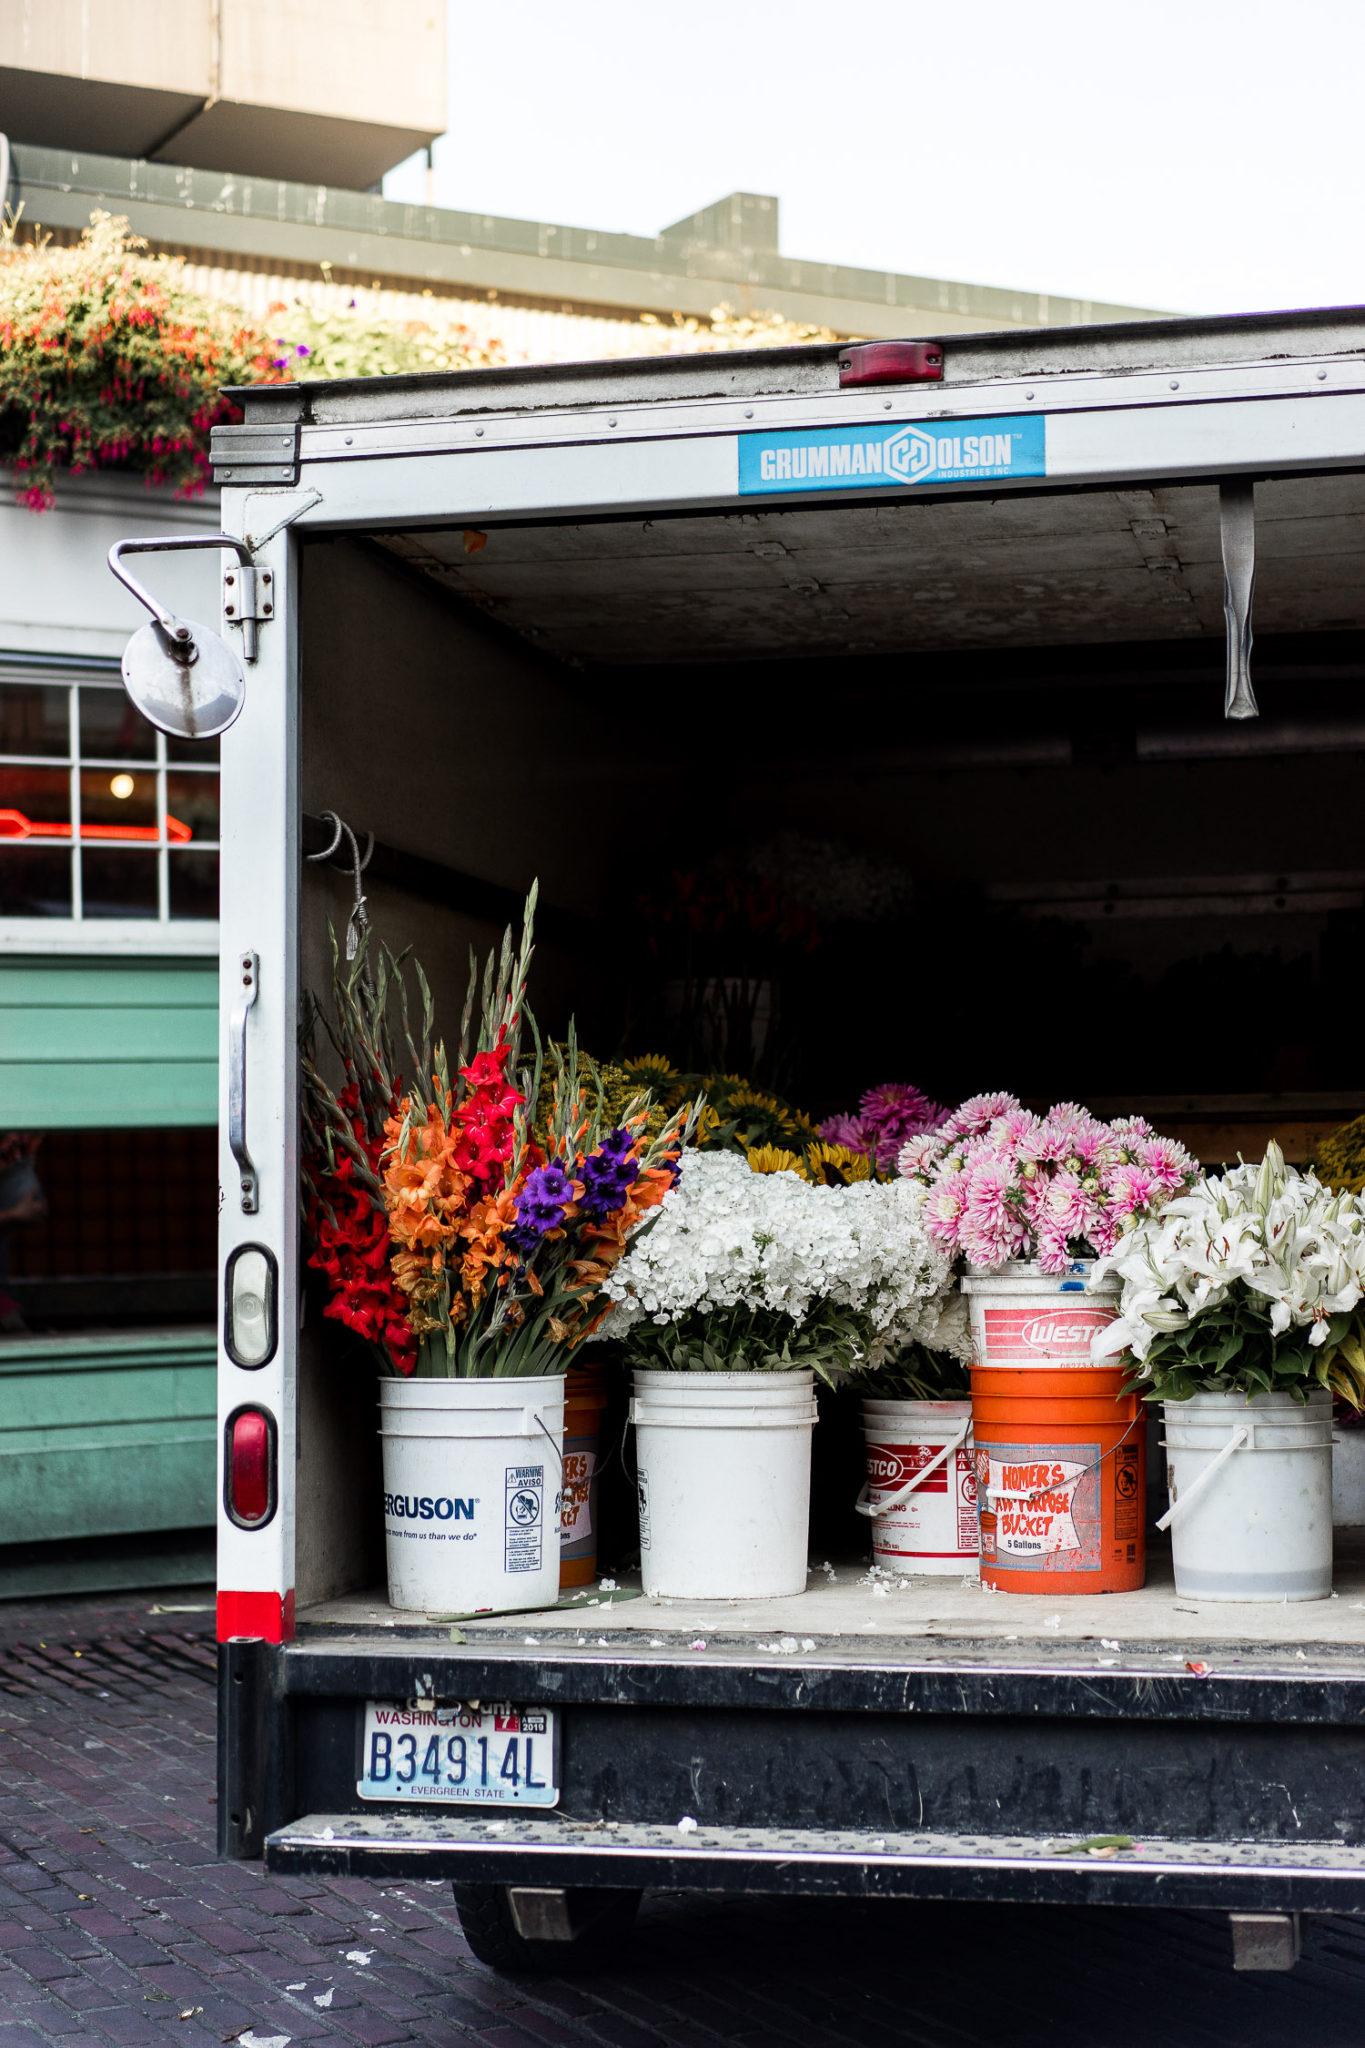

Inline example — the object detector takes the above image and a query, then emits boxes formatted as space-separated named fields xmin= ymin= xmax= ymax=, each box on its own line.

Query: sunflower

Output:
xmin=806 ymin=1141 xmax=872 ymax=1187
xmin=742 ymin=1143 xmax=809 ymax=1180
xmin=623 ymin=1052 xmax=678 ymax=1084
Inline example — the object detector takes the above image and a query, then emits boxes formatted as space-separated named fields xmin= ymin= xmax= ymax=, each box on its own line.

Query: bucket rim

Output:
xmin=632 ymin=1366 xmax=815 ymax=1385
xmin=1161 ymin=1386 xmax=1332 ymax=1413
xmin=379 ymin=1373 xmax=567 ymax=1405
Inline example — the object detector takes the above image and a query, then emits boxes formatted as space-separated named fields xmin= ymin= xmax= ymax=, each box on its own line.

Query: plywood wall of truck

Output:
xmin=293 ymin=533 xmax=680 ymax=1604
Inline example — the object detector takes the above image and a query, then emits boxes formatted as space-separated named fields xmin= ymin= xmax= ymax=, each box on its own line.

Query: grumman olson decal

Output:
xmin=737 ymin=414 xmax=1045 ymax=496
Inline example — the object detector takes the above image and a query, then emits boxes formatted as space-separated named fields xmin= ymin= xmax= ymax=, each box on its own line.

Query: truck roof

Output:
xmin=226 ymin=304 xmax=1365 ymax=428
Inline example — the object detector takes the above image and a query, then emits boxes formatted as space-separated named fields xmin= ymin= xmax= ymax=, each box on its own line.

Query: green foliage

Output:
xmin=614 ymin=1298 xmax=870 ymax=1386
xmin=858 ymin=1342 xmax=971 ymax=1401
xmin=1125 ymin=1295 xmax=1365 ymax=1408
xmin=0 ymin=213 xmax=283 ymax=507
xmin=258 ymin=292 xmax=505 ymax=382
xmin=534 ymin=1040 xmax=672 ymax=1149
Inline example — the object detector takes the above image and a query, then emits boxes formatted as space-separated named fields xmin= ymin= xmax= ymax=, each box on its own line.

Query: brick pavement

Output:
xmin=5 ymin=1593 xmax=1365 ymax=2047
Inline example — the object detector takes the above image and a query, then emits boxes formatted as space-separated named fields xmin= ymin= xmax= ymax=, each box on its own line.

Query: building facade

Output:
xmin=0 ymin=21 xmax=1157 ymax=1592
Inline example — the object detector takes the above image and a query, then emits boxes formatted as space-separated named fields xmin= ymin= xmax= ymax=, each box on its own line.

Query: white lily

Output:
xmin=1090 ymin=1143 xmax=1365 ymax=1369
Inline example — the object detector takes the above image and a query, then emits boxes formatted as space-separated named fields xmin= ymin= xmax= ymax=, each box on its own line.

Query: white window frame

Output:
xmin=0 ymin=655 xmax=221 ymax=956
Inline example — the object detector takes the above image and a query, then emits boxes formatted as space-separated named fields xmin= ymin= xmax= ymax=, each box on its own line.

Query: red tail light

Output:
xmin=225 ymin=1406 xmax=276 ymax=1528
xmin=838 ymin=341 xmax=944 ymax=387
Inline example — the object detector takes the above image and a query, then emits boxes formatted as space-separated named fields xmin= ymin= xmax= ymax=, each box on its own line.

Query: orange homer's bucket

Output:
xmin=963 ymin=1263 xmax=1145 ymax=1595
xmin=560 ymin=1362 xmax=609 ymax=1588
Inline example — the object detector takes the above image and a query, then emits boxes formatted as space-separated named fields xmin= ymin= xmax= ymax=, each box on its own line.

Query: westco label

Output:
xmin=979 ymin=1305 xmax=1115 ymax=1365
xmin=1020 ymin=1318 xmax=1100 ymax=1348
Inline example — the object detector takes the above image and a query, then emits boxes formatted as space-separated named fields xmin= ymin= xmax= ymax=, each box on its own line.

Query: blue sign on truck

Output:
xmin=738 ymin=413 xmax=1046 ymax=495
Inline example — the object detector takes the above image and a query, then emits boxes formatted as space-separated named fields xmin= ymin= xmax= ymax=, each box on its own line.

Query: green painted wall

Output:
xmin=0 ymin=956 xmax=217 ymax=1128
xmin=0 ymin=1329 xmax=217 ymax=1543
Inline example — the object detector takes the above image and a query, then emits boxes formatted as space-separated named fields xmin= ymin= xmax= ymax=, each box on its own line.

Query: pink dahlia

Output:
xmin=1107 ymin=1162 xmax=1158 ymax=1217
xmin=818 ymin=1111 xmax=872 ymax=1152
xmin=900 ymin=1131 xmax=948 ymax=1181
xmin=940 ymin=1091 xmax=1021 ymax=1144
xmin=1137 ymin=1135 xmax=1194 ymax=1191
xmin=924 ymin=1168 xmax=971 ymax=1247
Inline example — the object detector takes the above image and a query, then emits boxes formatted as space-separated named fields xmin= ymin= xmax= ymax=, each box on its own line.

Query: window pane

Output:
xmin=79 ymin=768 xmax=158 ymax=836
xmin=81 ymin=848 xmax=158 ymax=918
xmin=0 ymin=683 xmax=69 ymax=758
xmin=168 ymin=849 xmax=218 ymax=920
xmin=0 ymin=847 xmax=72 ymax=915
xmin=0 ymin=765 xmax=73 ymax=827
xmin=165 ymin=770 xmax=219 ymax=842
xmin=79 ymin=685 xmax=156 ymax=761
xmin=166 ymin=730 xmax=220 ymax=765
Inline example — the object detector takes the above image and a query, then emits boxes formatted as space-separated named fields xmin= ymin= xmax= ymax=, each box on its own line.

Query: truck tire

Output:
xmin=452 ymin=1883 xmax=641 ymax=1973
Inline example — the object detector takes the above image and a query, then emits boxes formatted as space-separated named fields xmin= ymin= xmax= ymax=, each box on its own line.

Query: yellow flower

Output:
xmin=743 ymin=1144 xmax=810 ymax=1180
xmin=807 ymin=1142 xmax=872 ymax=1186
xmin=727 ymin=1086 xmax=786 ymax=1118
xmin=624 ymin=1052 xmax=678 ymax=1081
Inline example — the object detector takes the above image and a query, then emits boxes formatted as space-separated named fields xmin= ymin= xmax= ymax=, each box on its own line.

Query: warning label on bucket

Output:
xmin=977 ymin=1307 xmax=1115 ymax=1366
xmin=977 ymin=1442 xmax=1101 ymax=1569
xmin=505 ymin=1465 xmax=544 ymax=1573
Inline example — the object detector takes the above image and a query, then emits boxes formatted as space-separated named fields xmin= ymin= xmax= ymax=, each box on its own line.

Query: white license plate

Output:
xmin=357 ymin=1701 xmax=559 ymax=1807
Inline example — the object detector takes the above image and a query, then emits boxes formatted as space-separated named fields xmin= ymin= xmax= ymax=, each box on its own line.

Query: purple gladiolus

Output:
xmin=578 ymin=1126 xmax=638 ymax=1220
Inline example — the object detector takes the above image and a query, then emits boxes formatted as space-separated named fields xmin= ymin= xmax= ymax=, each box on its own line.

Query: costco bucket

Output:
xmin=378 ymin=1375 xmax=565 ymax=1614
xmin=855 ymin=1398 xmax=978 ymax=1575
xmin=630 ymin=1368 xmax=817 ymax=1600
xmin=560 ymin=1362 xmax=608 ymax=1588
xmin=964 ymin=1262 xmax=1145 ymax=1594
xmin=1160 ymin=1388 xmax=1333 ymax=1602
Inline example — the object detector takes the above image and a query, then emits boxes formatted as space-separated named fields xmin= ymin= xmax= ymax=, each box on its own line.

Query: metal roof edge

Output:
xmin=9 ymin=139 xmax=1160 ymax=334
xmin=217 ymin=303 xmax=1365 ymax=426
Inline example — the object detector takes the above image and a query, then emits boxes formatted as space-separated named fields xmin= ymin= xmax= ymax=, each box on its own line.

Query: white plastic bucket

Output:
xmin=961 ymin=1259 xmax=1120 ymax=1369
xmin=631 ymin=1368 xmax=817 ymax=1600
xmin=1160 ymin=1388 xmax=1333 ymax=1602
xmin=1332 ymin=1422 xmax=1365 ymax=1526
xmin=378 ymin=1375 xmax=565 ymax=1614
xmin=856 ymin=1398 xmax=978 ymax=1576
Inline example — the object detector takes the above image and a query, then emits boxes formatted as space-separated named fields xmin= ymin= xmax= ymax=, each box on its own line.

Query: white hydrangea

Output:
xmin=601 ymin=1149 xmax=954 ymax=1339
xmin=1092 ymin=1141 xmax=1365 ymax=1364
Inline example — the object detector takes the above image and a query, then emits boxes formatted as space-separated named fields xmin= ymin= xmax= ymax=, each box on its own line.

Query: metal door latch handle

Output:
xmin=107 ymin=533 xmax=266 ymax=662
xmin=1220 ymin=481 xmax=1258 ymax=719
xmin=230 ymin=951 xmax=260 ymax=1214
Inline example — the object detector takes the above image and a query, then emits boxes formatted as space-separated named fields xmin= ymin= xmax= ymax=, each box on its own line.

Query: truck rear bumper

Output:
xmin=266 ymin=1812 xmax=1365 ymax=1910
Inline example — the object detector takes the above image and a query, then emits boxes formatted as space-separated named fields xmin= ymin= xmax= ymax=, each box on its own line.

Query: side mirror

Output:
xmin=107 ymin=533 xmax=264 ymax=741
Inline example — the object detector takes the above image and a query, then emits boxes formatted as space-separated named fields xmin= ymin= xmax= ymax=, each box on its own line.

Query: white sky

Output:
xmin=382 ymin=0 xmax=1365 ymax=319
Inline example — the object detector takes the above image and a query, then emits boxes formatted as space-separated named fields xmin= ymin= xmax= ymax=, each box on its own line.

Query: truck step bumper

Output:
xmin=265 ymin=1813 xmax=1365 ymax=1909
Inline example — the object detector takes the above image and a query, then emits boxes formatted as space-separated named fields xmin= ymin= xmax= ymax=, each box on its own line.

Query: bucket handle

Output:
xmin=526 ymin=1407 xmax=566 ymax=1518
xmin=527 ymin=1408 xmax=563 ymax=1475
xmin=854 ymin=1418 xmax=970 ymax=1519
xmin=1155 ymin=1423 xmax=1249 ymax=1533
